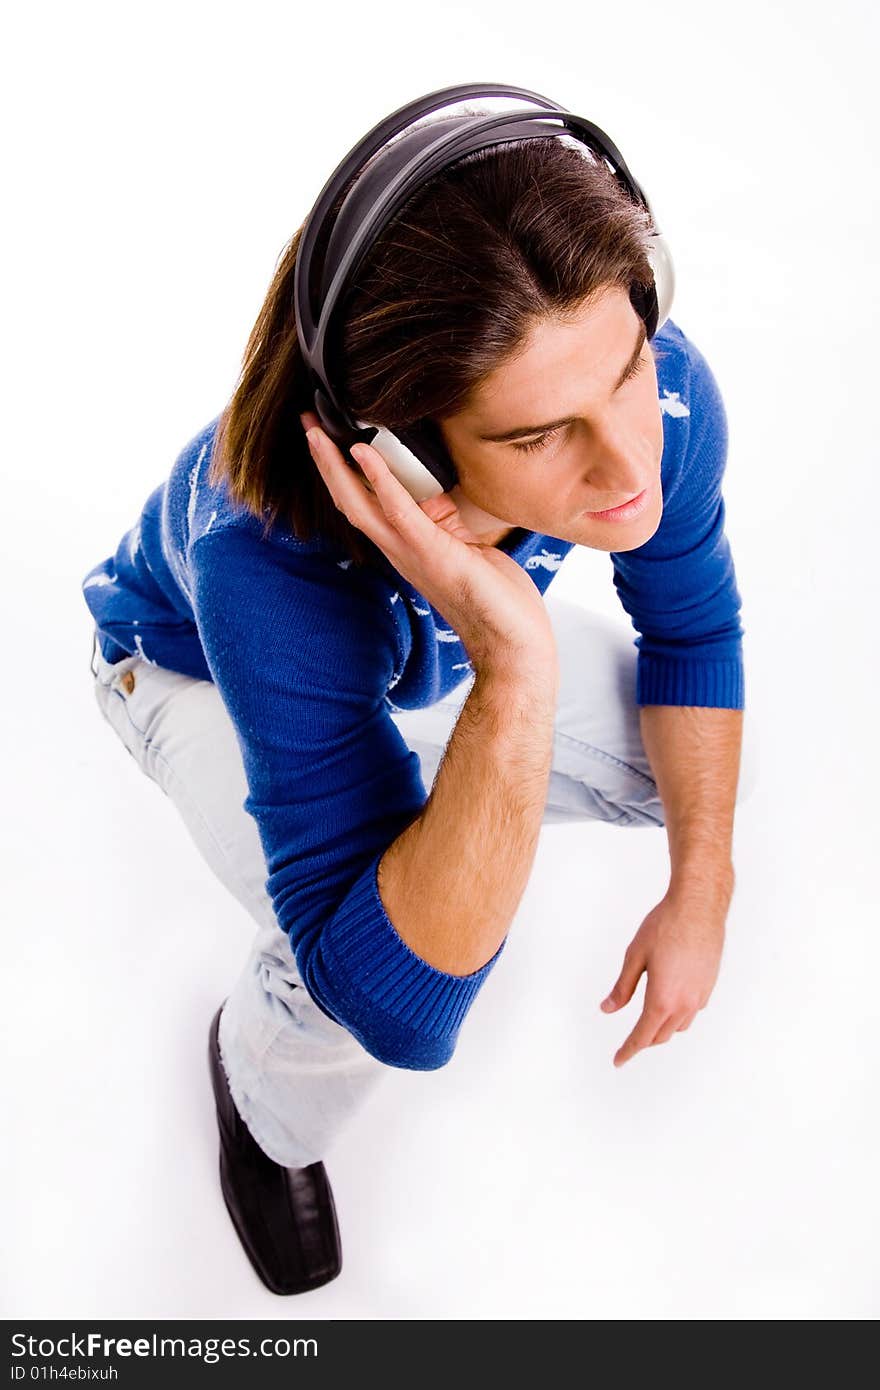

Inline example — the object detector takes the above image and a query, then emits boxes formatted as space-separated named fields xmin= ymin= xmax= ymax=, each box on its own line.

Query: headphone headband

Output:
xmin=295 ymin=83 xmax=560 ymax=335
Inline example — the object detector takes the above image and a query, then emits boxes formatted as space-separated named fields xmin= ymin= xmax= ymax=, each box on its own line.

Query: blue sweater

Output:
xmin=81 ymin=318 xmax=744 ymax=1070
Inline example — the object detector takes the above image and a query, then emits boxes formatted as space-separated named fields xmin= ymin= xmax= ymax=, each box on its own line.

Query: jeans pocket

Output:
xmin=92 ymin=648 xmax=173 ymax=790
xmin=91 ymin=630 xmax=142 ymax=692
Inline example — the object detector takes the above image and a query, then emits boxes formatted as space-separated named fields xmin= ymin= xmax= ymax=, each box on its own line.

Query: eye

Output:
xmin=510 ymin=354 xmax=649 ymax=458
xmin=622 ymin=352 xmax=648 ymax=385
xmin=512 ymin=425 xmax=563 ymax=456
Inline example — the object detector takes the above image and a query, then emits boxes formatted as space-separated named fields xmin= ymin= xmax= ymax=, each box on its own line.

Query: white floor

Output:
xmin=4 ymin=0 xmax=878 ymax=1322
xmin=3 ymin=567 xmax=877 ymax=1318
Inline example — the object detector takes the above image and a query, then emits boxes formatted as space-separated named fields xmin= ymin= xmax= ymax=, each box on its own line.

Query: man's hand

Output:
xmin=600 ymin=881 xmax=731 ymax=1067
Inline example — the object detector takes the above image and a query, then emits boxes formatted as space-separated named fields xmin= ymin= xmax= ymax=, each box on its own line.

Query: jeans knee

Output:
xmin=595 ymin=770 xmax=665 ymax=828
xmin=613 ymin=802 xmax=665 ymax=828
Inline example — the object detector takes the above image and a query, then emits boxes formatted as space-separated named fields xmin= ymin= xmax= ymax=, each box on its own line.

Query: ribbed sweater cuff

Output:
xmin=316 ymin=849 xmax=506 ymax=1070
xmin=637 ymin=653 xmax=745 ymax=709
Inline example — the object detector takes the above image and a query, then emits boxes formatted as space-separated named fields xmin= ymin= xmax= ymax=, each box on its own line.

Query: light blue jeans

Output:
xmin=89 ymin=596 xmax=757 ymax=1167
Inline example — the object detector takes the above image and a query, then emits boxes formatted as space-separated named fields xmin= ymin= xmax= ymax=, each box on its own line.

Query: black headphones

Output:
xmin=293 ymin=82 xmax=675 ymax=502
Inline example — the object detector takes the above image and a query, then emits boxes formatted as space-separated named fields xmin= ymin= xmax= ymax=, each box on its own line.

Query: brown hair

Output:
xmin=208 ymin=112 xmax=662 ymax=570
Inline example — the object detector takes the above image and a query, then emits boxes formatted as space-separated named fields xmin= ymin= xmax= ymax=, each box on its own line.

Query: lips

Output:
xmin=585 ymin=486 xmax=651 ymax=522
xmin=589 ymin=491 xmax=642 ymax=513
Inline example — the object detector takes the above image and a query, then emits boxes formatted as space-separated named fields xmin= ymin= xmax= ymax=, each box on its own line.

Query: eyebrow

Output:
xmin=477 ymin=320 xmax=648 ymax=443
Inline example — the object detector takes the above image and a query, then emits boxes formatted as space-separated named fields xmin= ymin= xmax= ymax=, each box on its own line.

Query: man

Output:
xmin=86 ymin=284 xmax=754 ymax=1295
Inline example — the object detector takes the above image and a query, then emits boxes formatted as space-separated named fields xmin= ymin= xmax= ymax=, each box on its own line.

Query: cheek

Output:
xmin=640 ymin=389 xmax=664 ymax=462
xmin=653 ymin=411 xmax=665 ymax=462
xmin=457 ymin=467 xmax=527 ymax=524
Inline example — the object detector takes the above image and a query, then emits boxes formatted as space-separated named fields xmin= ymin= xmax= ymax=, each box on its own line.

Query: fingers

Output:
xmin=601 ymin=936 xmax=707 ymax=1065
xmin=301 ymin=415 xmax=386 ymax=530
xmin=301 ymin=414 xmax=443 ymax=552
xmin=349 ymin=441 xmax=433 ymax=535
xmin=603 ymin=950 xmax=701 ymax=1065
xmin=613 ymin=1004 xmax=665 ymax=1067
xmin=651 ymin=1010 xmax=692 ymax=1046
xmin=611 ymin=1002 xmax=698 ymax=1067
xmin=600 ymin=943 xmax=645 ymax=1013
xmin=299 ymin=409 xmax=322 ymax=434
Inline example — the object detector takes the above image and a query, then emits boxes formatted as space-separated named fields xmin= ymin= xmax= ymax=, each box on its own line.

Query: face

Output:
xmin=437 ymin=285 xmax=665 ymax=552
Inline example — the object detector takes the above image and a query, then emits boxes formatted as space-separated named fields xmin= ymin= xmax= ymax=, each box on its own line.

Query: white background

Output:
xmin=3 ymin=0 xmax=878 ymax=1320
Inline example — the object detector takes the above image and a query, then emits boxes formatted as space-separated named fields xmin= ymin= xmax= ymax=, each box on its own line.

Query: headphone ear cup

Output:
xmin=349 ymin=415 xmax=459 ymax=498
xmin=313 ymin=386 xmax=355 ymax=445
xmin=366 ymin=426 xmax=450 ymax=501
xmin=646 ymin=232 xmax=675 ymax=333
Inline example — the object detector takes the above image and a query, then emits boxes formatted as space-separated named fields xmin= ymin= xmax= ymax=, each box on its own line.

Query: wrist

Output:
xmin=668 ymin=854 xmax=735 ymax=905
xmin=473 ymin=654 xmax=559 ymax=698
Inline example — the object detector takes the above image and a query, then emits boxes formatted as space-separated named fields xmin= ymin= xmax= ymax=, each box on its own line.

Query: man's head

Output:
xmin=212 ymin=128 xmax=666 ymax=566
xmin=437 ymin=285 xmax=664 ymax=553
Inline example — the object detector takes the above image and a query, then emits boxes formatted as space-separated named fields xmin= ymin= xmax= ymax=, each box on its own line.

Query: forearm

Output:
xmin=639 ymin=703 xmax=744 ymax=897
xmin=377 ymin=659 xmax=559 ymax=975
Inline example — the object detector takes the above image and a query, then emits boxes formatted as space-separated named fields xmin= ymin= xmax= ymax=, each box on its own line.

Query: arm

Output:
xmin=188 ymin=521 xmax=556 ymax=1072
xmin=639 ymin=703 xmax=742 ymax=898
xmin=610 ymin=329 xmax=744 ymax=711
xmin=600 ymin=708 xmax=741 ymax=1066
xmin=602 ymin=332 xmax=747 ymax=1065
xmin=378 ymin=655 xmax=559 ymax=977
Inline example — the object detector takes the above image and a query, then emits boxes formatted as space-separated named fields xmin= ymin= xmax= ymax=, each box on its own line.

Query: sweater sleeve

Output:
xmin=188 ymin=523 xmax=505 ymax=1071
xmin=609 ymin=337 xmax=746 ymax=709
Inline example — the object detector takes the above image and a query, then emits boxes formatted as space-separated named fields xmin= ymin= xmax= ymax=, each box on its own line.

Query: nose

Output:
xmin=579 ymin=414 xmax=652 ymax=502
xmin=582 ymin=453 xmax=646 ymax=504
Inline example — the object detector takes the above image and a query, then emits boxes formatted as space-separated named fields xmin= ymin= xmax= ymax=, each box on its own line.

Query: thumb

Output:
xmin=601 ymin=946 xmax=645 ymax=1011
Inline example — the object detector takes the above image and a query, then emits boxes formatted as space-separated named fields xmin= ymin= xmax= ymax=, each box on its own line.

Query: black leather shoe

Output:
xmin=207 ymin=1001 xmax=342 ymax=1294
